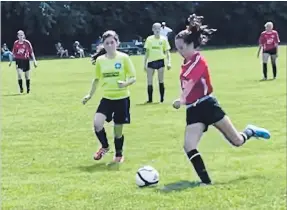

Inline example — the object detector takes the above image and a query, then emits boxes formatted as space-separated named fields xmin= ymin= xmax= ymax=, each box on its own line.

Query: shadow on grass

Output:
xmin=157 ymin=175 xmax=266 ymax=193
xmin=136 ymin=102 xmax=160 ymax=106
xmin=157 ymin=180 xmax=201 ymax=193
xmin=2 ymin=93 xmax=24 ymax=97
xmin=77 ymin=162 xmax=120 ymax=173
xmin=258 ymin=78 xmax=275 ymax=82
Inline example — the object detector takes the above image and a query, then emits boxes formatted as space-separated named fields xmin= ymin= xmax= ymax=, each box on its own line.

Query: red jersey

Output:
xmin=12 ymin=40 xmax=33 ymax=60
xmin=259 ymin=30 xmax=280 ymax=51
xmin=180 ymin=52 xmax=213 ymax=104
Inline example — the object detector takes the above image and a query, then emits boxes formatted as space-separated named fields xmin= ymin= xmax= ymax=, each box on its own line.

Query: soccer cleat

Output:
xmin=112 ymin=155 xmax=124 ymax=163
xmin=246 ymin=125 xmax=271 ymax=139
xmin=20 ymin=88 xmax=23 ymax=94
xmin=93 ymin=147 xmax=109 ymax=160
xmin=27 ymin=89 xmax=30 ymax=94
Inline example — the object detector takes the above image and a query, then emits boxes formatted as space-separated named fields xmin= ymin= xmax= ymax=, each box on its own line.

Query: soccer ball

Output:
xmin=135 ymin=165 xmax=159 ymax=187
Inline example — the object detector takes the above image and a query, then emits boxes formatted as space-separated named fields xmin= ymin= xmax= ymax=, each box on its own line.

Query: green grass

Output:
xmin=1 ymin=46 xmax=286 ymax=210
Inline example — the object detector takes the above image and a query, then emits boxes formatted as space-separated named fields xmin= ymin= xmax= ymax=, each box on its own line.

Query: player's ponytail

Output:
xmin=91 ymin=44 xmax=106 ymax=65
xmin=176 ymin=14 xmax=217 ymax=48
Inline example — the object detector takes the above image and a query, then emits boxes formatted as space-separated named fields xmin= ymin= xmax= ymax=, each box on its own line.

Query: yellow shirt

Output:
xmin=95 ymin=51 xmax=136 ymax=100
xmin=144 ymin=35 xmax=171 ymax=62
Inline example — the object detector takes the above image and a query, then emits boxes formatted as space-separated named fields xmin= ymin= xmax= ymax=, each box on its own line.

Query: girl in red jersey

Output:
xmin=257 ymin=22 xmax=280 ymax=80
xmin=10 ymin=30 xmax=37 ymax=94
xmin=173 ymin=14 xmax=271 ymax=185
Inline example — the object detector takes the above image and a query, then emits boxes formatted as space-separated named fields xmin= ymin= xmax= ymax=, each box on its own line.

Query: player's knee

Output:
xmin=94 ymin=121 xmax=104 ymax=132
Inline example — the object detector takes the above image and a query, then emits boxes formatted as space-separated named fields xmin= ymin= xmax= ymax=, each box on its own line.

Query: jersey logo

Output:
xmin=115 ymin=63 xmax=122 ymax=70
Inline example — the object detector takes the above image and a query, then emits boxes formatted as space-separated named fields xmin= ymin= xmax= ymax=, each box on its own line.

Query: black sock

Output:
xmin=186 ymin=149 xmax=211 ymax=184
xmin=147 ymin=85 xmax=153 ymax=102
xmin=18 ymin=79 xmax=23 ymax=90
xmin=263 ymin=63 xmax=267 ymax=78
xmin=272 ymin=62 xmax=277 ymax=78
xmin=159 ymin=83 xmax=165 ymax=102
xmin=26 ymin=79 xmax=30 ymax=90
xmin=114 ymin=135 xmax=124 ymax=157
xmin=95 ymin=128 xmax=109 ymax=148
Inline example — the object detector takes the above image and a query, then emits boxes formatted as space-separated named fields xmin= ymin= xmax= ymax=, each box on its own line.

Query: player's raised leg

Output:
xmin=214 ymin=116 xmax=270 ymax=147
xmin=184 ymin=123 xmax=212 ymax=184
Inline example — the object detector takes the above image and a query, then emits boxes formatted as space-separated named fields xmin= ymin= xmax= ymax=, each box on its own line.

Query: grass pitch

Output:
xmin=1 ymin=46 xmax=286 ymax=210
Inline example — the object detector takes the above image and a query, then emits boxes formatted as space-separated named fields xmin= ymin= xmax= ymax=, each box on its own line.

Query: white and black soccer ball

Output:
xmin=136 ymin=165 xmax=159 ymax=187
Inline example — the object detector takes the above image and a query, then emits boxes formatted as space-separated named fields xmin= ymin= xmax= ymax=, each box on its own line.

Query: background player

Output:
xmin=144 ymin=23 xmax=171 ymax=103
xmin=10 ymin=30 xmax=37 ymax=94
xmin=257 ymin=21 xmax=280 ymax=80
xmin=82 ymin=30 xmax=136 ymax=163
xmin=173 ymin=14 xmax=271 ymax=185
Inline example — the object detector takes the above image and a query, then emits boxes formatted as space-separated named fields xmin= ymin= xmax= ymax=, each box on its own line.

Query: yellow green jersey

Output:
xmin=144 ymin=35 xmax=171 ymax=62
xmin=95 ymin=51 xmax=136 ymax=100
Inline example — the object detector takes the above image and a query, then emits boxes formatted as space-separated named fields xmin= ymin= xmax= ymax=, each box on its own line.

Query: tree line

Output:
xmin=1 ymin=1 xmax=287 ymax=55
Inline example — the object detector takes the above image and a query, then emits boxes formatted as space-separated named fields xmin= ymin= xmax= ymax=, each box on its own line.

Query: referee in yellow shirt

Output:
xmin=144 ymin=22 xmax=171 ymax=103
xmin=82 ymin=30 xmax=136 ymax=163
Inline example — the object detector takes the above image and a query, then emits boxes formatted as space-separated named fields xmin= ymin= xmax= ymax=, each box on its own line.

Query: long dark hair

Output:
xmin=176 ymin=14 xmax=217 ymax=48
xmin=91 ymin=30 xmax=119 ymax=64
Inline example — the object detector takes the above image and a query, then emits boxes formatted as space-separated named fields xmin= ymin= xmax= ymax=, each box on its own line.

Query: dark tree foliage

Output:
xmin=1 ymin=1 xmax=286 ymax=55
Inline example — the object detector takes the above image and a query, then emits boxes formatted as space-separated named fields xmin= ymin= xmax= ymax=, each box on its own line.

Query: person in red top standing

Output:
xmin=257 ymin=21 xmax=280 ymax=80
xmin=172 ymin=14 xmax=271 ymax=185
xmin=10 ymin=30 xmax=37 ymax=94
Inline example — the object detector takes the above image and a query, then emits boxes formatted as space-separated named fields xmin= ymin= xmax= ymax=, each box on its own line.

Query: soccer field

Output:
xmin=1 ymin=46 xmax=286 ymax=210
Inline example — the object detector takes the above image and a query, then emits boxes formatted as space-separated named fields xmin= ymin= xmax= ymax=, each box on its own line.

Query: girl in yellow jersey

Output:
xmin=82 ymin=30 xmax=136 ymax=163
xmin=144 ymin=22 xmax=171 ymax=103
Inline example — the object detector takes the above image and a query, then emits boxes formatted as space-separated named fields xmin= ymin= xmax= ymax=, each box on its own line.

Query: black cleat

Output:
xmin=20 ymin=89 xmax=23 ymax=94
xmin=27 ymin=89 xmax=30 ymax=94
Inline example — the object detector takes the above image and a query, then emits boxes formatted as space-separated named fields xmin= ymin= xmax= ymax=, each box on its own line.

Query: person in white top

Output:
xmin=160 ymin=22 xmax=173 ymax=38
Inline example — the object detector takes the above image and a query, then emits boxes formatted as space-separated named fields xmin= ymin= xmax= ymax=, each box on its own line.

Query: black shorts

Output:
xmin=186 ymin=96 xmax=226 ymax=132
xmin=147 ymin=59 xmax=165 ymax=70
xmin=15 ymin=59 xmax=30 ymax=72
xmin=263 ymin=48 xmax=277 ymax=55
xmin=96 ymin=97 xmax=131 ymax=124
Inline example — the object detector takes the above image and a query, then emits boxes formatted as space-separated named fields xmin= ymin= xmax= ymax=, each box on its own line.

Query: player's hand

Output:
xmin=117 ymin=80 xmax=127 ymax=88
xmin=172 ymin=99 xmax=181 ymax=109
xmin=144 ymin=66 xmax=148 ymax=72
xmin=34 ymin=61 xmax=38 ymax=68
xmin=167 ymin=64 xmax=171 ymax=70
xmin=82 ymin=94 xmax=91 ymax=105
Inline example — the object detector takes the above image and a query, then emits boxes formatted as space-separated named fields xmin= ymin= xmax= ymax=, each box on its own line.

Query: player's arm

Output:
xmin=180 ymin=55 xmax=205 ymax=104
xmin=257 ymin=33 xmax=264 ymax=58
xmin=9 ymin=42 xmax=17 ymax=66
xmin=119 ymin=56 xmax=136 ymax=88
xmin=27 ymin=40 xmax=37 ymax=67
xmin=275 ymin=31 xmax=280 ymax=55
xmin=82 ymin=61 xmax=100 ymax=104
xmin=143 ymin=38 xmax=150 ymax=71
xmin=164 ymin=38 xmax=172 ymax=69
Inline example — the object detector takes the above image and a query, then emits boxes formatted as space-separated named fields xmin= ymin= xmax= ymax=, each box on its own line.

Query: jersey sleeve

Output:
xmin=163 ymin=38 xmax=171 ymax=51
xmin=182 ymin=55 xmax=206 ymax=83
xmin=124 ymin=55 xmax=136 ymax=78
xmin=95 ymin=60 xmax=101 ymax=79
